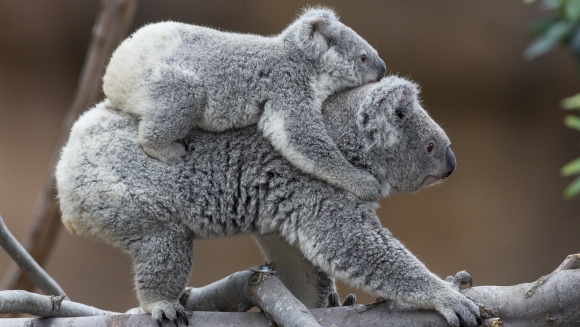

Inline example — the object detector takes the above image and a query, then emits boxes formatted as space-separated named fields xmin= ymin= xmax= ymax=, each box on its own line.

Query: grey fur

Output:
xmin=103 ymin=8 xmax=386 ymax=201
xmin=56 ymin=76 xmax=479 ymax=326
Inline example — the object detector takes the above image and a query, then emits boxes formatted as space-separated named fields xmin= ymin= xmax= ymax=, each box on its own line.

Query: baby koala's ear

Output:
xmin=357 ymin=77 xmax=419 ymax=149
xmin=284 ymin=8 xmax=338 ymax=60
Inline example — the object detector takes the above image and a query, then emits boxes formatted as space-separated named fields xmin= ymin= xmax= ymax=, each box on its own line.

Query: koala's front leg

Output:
xmin=124 ymin=223 xmax=193 ymax=326
xmin=138 ymin=66 xmax=206 ymax=165
xmin=260 ymin=101 xmax=381 ymax=201
xmin=287 ymin=202 xmax=481 ymax=327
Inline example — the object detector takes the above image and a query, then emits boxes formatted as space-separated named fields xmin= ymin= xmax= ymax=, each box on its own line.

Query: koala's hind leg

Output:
xmin=254 ymin=233 xmax=336 ymax=308
xmin=139 ymin=66 xmax=206 ymax=165
xmin=124 ymin=223 xmax=193 ymax=325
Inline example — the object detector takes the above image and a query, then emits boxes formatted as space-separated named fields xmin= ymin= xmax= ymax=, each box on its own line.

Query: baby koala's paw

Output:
xmin=150 ymin=300 xmax=189 ymax=327
xmin=142 ymin=142 xmax=186 ymax=165
xmin=348 ymin=171 xmax=381 ymax=202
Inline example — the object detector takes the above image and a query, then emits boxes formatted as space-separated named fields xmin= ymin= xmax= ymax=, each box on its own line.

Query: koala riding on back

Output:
xmin=103 ymin=8 xmax=386 ymax=200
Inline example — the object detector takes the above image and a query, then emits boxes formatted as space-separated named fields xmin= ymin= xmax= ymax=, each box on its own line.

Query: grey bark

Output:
xmin=1 ymin=256 xmax=579 ymax=326
xmin=0 ymin=214 xmax=66 ymax=297
xmin=0 ymin=291 xmax=114 ymax=317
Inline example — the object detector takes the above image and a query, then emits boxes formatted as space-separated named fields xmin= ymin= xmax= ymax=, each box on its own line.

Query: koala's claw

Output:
xmin=327 ymin=292 xmax=357 ymax=307
xmin=151 ymin=301 xmax=189 ymax=326
xmin=177 ymin=310 xmax=190 ymax=326
xmin=445 ymin=270 xmax=473 ymax=291
xmin=436 ymin=291 xmax=481 ymax=327
xmin=327 ymin=292 xmax=339 ymax=307
xmin=341 ymin=294 xmax=357 ymax=306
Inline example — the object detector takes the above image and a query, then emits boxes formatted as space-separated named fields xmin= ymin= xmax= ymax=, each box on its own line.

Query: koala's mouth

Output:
xmin=422 ymin=175 xmax=444 ymax=188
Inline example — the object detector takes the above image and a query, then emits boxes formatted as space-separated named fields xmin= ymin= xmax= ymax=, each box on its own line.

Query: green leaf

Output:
xmin=564 ymin=176 xmax=580 ymax=198
xmin=523 ymin=0 xmax=538 ymax=4
xmin=564 ymin=115 xmax=580 ymax=130
xmin=561 ymin=157 xmax=580 ymax=176
xmin=542 ymin=0 xmax=563 ymax=10
xmin=568 ymin=25 xmax=580 ymax=59
xmin=565 ymin=0 xmax=580 ymax=20
xmin=524 ymin=20 xmax=574 ymax=60
xmin=562 ymin=93 xmax=580 ymax=109
xmin=529 ymin=17 xmax=560 ymax=37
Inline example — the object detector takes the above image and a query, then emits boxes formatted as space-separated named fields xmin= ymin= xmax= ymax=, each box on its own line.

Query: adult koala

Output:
xmin=103 ymin=7 xmax=386 ymax=201
xmin=56 ymin=76 xmax=480 ymax=327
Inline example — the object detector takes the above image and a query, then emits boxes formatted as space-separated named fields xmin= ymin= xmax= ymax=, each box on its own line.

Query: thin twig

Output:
xmin=0 ymin=290 xmax=115 ymax=317
xmin=0 ymin=214 xmax=66 ymax=297
xmin=1 ymin=0 xmax=137 ymax=292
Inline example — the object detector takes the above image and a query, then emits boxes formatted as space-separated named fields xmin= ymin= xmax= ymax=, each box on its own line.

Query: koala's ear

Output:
xmin=357 ymin=78 xmax=419 ymax=148
xmin=385 ymin=83 xmax=418 ymax=120
xmin=283 ymin=8 xmax=338 ymax=60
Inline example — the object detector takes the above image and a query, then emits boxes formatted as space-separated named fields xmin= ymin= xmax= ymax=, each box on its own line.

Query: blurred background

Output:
xmin=0 ymin=0 xmax=579 ymax=313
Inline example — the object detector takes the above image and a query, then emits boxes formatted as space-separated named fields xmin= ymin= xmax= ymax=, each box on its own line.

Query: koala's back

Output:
xmin=103 ymin=21 xmax=310 ymax=131
xmin=56 ymin=101 xmax=335 ymax=245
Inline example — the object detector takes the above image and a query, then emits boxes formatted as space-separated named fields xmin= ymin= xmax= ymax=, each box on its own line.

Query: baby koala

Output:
xmin=103 ymin=8 xmax=386 ymax=200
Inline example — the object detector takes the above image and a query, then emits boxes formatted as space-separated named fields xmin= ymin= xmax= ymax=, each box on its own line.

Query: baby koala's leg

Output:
xmin=123 ymin=223 xmax=193 ymax=325
xmin=139 ymin=66 xmax=206 ymax=165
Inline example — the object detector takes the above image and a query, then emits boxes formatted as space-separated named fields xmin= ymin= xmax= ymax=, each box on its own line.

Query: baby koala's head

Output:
xmin=281 ymin=7 xmax=386 ymax=93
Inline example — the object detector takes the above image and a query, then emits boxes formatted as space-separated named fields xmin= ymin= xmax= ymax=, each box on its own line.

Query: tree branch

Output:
xmin=134 ymin=265 xmax=321 ymax=327
xmin=1 ymin=0 xmax=137 ymax=292
xmin=244 ymin=269 xmax=320 ymax=327
xmin=0 ymin=291 xmax=114 ymax=317
xmin=1 ymin=256 xmax=578 ymax=326
xmin=0 ymin=214 xmax=66 ymax=297
xmin=463 ymin=254 xmax=580 ymax=327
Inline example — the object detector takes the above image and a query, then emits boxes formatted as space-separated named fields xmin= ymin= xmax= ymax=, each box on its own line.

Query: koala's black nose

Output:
xmin=376 ymin=58 xmax=386 ymax=81
xmin=444 ymin=146 xmax=456 ymax=178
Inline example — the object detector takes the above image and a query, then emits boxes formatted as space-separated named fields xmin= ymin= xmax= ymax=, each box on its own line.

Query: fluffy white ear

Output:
xmin=282 ymin=8 xmax=338 ymax=60
xmin=357 ymin=78 xmax=419 ymax=149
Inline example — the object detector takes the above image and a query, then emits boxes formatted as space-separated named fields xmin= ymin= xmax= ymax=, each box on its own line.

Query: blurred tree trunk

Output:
xmin=0 ymin=0 xmax=137 ymax=293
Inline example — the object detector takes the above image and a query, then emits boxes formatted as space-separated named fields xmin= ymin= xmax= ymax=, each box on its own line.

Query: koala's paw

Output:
xmin=327 ymin=292 xmax=357 ymax=307
xmin=348 ymin=172 xmax=381 ymax=201
xmin=445 ymin=270 xmax=473 ymax=292
xmin=434 ymin=289 xmax=481 ymax=327
xmin=150 ymin=300 xmax=189 ymax=327
xmin=142 ymin=142 xmax=186 ymax=166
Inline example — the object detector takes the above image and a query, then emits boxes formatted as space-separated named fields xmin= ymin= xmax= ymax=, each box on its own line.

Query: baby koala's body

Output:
xmin=103 ymin=8 xmax=386 ymax=200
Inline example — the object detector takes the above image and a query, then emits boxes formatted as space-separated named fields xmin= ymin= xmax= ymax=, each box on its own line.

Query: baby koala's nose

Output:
xmin=376 ymin=59 xmax=386 ymax=81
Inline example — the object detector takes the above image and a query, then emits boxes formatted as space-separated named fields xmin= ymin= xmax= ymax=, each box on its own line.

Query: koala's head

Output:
xmin=281 ymin=8 xmax=386 ymax=93
xmin=324 ymin=76 xmax=456 ymax=196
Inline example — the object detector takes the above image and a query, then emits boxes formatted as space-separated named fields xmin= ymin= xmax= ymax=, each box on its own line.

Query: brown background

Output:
xmin=0 ymin=0 xmax=579 ymax=312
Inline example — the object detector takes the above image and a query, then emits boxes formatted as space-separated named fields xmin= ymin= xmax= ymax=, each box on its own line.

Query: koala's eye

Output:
xmin=360 ymin=53 xmax=367 ymax=62
xmin=328 ymin=37 xmax=335 ymax=45
xmin=426 ymin=142 xmax=435 ymax=153
xmin=394 ymin=107 xmax=404 ymax=119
